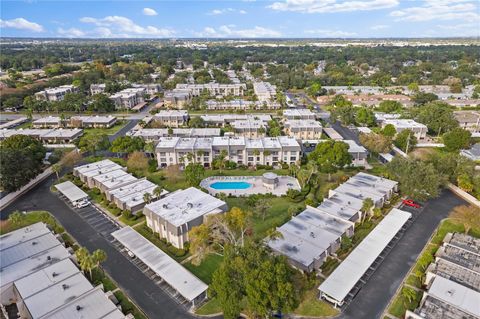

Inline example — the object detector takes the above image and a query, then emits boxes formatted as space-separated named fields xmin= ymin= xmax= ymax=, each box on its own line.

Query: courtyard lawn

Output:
xmin=294 ymin=288 xmax=339 ymax=318
xmin=183 ymin=254 xmax=224 ymax=284
xmin=195 ymin=298 xmax=223 ymax=316
xmin=81 ymin=120 xmax=127 ymax=138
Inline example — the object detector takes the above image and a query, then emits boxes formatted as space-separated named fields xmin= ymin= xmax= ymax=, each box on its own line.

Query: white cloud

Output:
xmin=143 ymin=8 xmax=158 ymax=16
xmin=390 ymin=0 xmax=479 ymax=22
xmin=370 ymin=24 xmax=389 ymax=30
xmin=304 ymin=29 xmax=356 ymax=37
xmin=57 ymin=27 xmax=86 ymax=37
xmin=196 ymin=25 xmax=281 ymax=38
xmin=436 ymin=22 xmax=480 ymax=37
xmin=268 ymin=0 xmax=399 ymax=13
xmin=0 ymin=18 xmax=44 ymax=32
xmin=208 ymin=8 xmax=247 ymax=15
xmin=79 ymin=15 xmax=174 ymax=37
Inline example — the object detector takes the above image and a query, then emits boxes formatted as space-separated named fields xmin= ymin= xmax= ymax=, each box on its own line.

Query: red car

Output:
xmin=402 ymin=199 xmax=421 ymax=209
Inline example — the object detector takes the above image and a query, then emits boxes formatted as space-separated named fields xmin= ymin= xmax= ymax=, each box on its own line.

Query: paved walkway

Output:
xmin=338 ymin=189 xmax=466 ymax=319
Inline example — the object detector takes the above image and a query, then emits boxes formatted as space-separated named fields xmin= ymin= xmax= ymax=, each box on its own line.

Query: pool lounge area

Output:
xmin=201 ymin=173 xmax=301 ymax=197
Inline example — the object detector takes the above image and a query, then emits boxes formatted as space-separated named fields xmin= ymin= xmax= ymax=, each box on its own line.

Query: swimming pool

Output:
xmin=209 ymin=181 xmax=252 ymax=190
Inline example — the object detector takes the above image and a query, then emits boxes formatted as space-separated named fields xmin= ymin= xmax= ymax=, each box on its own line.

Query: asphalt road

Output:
xmin=0 ymin=174 xmax=196 ymax=319
xmin=109 ymin=119 xmax=139 ymax=142
xmin=339 ymin=189 xmax=467 ymax=319
xmin=330 ymin=121 xmax=361 ymax=144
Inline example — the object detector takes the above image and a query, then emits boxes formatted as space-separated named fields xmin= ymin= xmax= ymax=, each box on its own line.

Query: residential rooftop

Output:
xmin=144 ymin=187 xmax=226 ymax=227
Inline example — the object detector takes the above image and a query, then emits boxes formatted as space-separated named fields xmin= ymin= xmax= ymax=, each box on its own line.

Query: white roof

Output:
xmin=44 ymin=286 xmax=125 ymax=319
xmin=55 ymin=181 xmax=88 ymax=202
xmin=285 ymin=119 xmax=322 ymax=129
xmin=111 ymin=227 xmax=208 ymax=301
xmin=283 ymin=109 xmax=315 ymax=117
xmin=322 ymin=127 xmax=343 ymax=140
xmin=0 ymin=222 xmax=51 ymax=251
xmin=93 ymin=169 xmax=137 ymax=190
xmin=145 ymin=187 xmax=226 ymax=227
xmin=41 ymin=129 xmax=83 ymax=139
xmin=384 ymin=119 xmax=427 ymax=130
xmin=71 ymin=115 xmax=117 ymax=124
xmin=343 ymin=140 xmax=367 ymax=154
xmin=428 ymin=276 xmax=480 ymax=317
xmin=33 ymin=116 xmax=61 ymax=124
xmin=318 ymin=208 xmax=411 ymax=303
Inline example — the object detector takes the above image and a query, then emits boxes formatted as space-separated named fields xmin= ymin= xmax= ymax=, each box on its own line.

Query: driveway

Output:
xmin=338 ymin=189 xmax=467 ymax=319
xmin=109 ymin=119 xmax=139 ymax=142
xmin=330 ymin=121 xmax=360 ymax=144
xmin=0 ymin=174 xmax=196 ymax=319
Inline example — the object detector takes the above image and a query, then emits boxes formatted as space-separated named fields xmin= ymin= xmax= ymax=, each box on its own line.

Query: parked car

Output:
xmin=402 ymin=199 xmax=421 ymax=209
xmin=126 ymin=249 xmax=135 ymax=259
xmin=76 ymin=199 xmax=90 ymax=208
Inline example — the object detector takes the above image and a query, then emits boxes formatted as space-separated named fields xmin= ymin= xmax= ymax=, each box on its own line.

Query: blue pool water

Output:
xmin=210 ymin=181 xmax=252 ymax=190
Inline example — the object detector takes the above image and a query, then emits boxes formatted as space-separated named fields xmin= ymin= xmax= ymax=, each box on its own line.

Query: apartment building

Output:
xmin=130 ymin=128 xmax=221 ymax=142
xmin=163 ymin=89 xmax=193 ymax=109
xmin=33 ymin=115 xmax=117 ymax=129
xmin=34 ymin=85 xmax=78 ymax=101
xmin=175 ymin=83 xmax=246 ymax=97
xmin=153 ymin=110 xmax=189 ymax=127
xmin=454 ymin=111 xmax=480 ymax=135
xmin=283 ymin=109 xmax=316 ymax=120
xmin=0 ymin=128 xmax=83 ymax=144
xmin=284 ymin=119 xmax=322 ymax=139
xmin=317 ymin=94 xmax=412 ymax=107
xmin=200 ymin=114 xmax=272 ymax=127
xmin=132 ymin=83 xmax=161 ymax=95
xmin=231 ymin=119 xmax=267 ymax=138
xmin=110 ymin=87 xmax=145 ymax=109
xmin=253 ymin=81 xmax=277 ymax=102
xmin=90 ymin=83 xmax=106 ymax=95
xmin=155 ymin=136 xmax=302 ymax=168
xmin=268 ymin=173 xmax=397 ymax=273
xmin=406 ymin=233 xmax=480 ymax=319
xmin=205 ymin=99 xmax=281 ymax=110
xmin=143 ymin=187 xmax=228 ymax=249
xmin=381 ymin=119 xmax=428 ymax=140
xmin=0 ymin=223 xmax=125 ymax=319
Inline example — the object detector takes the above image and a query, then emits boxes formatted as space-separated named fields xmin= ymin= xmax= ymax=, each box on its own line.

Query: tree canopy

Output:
xmin=0 ymin=135 xmax=46 ymax=192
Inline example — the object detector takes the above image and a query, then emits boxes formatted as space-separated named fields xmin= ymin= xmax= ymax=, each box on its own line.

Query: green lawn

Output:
xmin=184 ymin=254 xmax=224 ymax=284
xmin=0 ymin=210 xmax=64 ymax=235
xmin=114 ymin=291 xmax=148 ymax=319
xmin=387 ymin=288 xmax=422 ymax=317
xmin=119 ymin=214 xmax=145 ymax=226
xmin=195 ymin=298 xmax=223 ymax=316
xmin=294 ymin=288 xmax=339 ymax=317
xmin=82 ymin=120 xmax=127 ymax=138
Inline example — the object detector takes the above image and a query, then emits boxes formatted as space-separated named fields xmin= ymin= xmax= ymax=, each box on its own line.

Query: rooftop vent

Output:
xmin=62 ymin=284 xmax=69 ymax=290
xmin=32 ymin=241 xmax=38 ymax=245
xmin=76 ymin=305 xmax=82 ymax=311
xmin=47 ymin=256 xmax=51 ymax=261
xmin=52 ymin=272 xmax=58 ymax=277
xmin=310 ymin=232 xmax=315 ymax=238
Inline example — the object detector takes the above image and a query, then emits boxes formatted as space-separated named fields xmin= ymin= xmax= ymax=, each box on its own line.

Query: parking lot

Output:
xmin=110 ymin=239 xmax=193 ymax=310
xmin=57 ymin=193 xmax=121 ymax=242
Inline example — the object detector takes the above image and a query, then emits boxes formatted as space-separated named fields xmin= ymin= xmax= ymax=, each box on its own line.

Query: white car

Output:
xmin=76 ymin=200 xmax=90 ymax=208
xmin=126 ymin=249 xmax=135 ymax=259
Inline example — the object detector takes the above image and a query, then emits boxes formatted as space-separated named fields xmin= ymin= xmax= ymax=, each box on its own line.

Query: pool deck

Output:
xmin=200 ymin=175 xmax=301 ymax=197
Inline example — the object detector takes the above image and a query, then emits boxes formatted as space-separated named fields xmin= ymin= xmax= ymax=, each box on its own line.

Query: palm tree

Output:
xmin=8 ymin=211 xmax=24 ymax=225
xmin=143 ymin=192 xmax=152 ymax=204
xmin=75 ymin=247 xmax=96 ymax=279
xmin=153 ymin=186 xmax=163 ymax=199
xmin=255 ymin=199 xmax=270 ymax=221
xmin=401 ymin=287 xmax=417 ymax=306
xmin=361 ymin=198 xmax=374 ymax=223
xmin=92 ymin=249 xmax=107 ymax=274
xmin=450 ymin=205 xmax=480 ymax=235
xmin=52 ymin=163 xmax=62 ymax=181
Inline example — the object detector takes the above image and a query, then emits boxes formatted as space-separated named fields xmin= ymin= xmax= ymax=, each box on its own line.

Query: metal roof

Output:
xmin=55 ymin=181 xmax=88 ymax=202
xmin=111 ymin=227 xmax=208 ymax=301
xmin=318 ymin=208 xmax=411 ymax=304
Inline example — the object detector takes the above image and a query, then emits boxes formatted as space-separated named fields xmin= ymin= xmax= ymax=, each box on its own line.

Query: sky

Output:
xmin=1 ymin=0 xmax=479 ymax=39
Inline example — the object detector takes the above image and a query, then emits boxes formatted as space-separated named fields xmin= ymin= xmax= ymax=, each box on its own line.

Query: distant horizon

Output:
xmin=1 ymin=1 xmax=479 ymax=39
xmin=1 ymin=36 xmax=479 ymax=41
